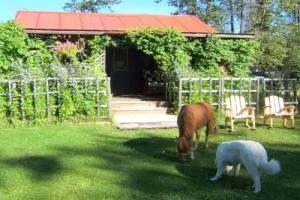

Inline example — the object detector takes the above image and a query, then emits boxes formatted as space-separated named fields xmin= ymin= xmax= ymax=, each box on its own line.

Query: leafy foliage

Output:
xmin=158 ymin=0 xmax=300 ymax=78
xmin=127 ymin=28 xmax=258 ymax=77
xmin=86 ymin=35 xmax=113 ymax=77
xmin=0 ymin=21 xmax=28 ymax=72
xmin=0 ymin=21 xmax=111 ymax=125
xmin=127 ymin=28 xmax=191 ymax=72
xmin=187 ymin=36 xmax=259 ymax=77
xmin=255 ymin=30 xmax=288 ymax=69
xmin=282 ymin=27 xmax=300 ymax=79
xmin=0 ymin=21 xmax=55 ymax=79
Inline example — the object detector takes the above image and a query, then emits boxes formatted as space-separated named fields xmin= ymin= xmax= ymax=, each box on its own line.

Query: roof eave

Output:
xmin=25 ymin=29 xmax=106 ymax=35
xmin=24 ymin=29 xmax=255 ymax=39
xmin=184 ymin=33 xmax=255 ymax=39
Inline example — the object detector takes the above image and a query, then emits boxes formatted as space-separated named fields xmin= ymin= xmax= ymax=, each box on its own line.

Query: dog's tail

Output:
xmin=259 ymin=159 xmax=281 ymax=175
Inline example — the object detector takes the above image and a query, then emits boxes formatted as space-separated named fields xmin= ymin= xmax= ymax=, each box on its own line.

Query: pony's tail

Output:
xmin=259 ymin=159 xmax=281 ymax=175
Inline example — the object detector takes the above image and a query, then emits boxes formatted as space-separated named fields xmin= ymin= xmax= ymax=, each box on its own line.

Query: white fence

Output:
xmin=0 ymin=77 xmax=111 ymax=125
xmin=166 ymin=77 xmax=298 ymax=113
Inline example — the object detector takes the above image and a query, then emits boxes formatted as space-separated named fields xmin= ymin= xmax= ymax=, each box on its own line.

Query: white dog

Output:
xmin=210 ymin=140 xmax=281 ymax=193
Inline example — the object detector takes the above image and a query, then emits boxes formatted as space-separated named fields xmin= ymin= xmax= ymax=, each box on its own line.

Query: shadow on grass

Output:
xmin=124 ymin=136 xmax=178 ymax=163
xmin=121 ymin=134 xmax=300 ymax=199
xmin=4 ymin=155 xmax=64 ymax=181
xmin=1 ymin=130 xmax=299 ymax=199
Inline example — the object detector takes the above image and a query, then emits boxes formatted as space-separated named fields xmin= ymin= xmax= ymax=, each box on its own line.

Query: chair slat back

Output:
xmin=265 ymin=95 xmax=285 ymax=114
xmin=226 ymin=95 xmax=246 ymax=116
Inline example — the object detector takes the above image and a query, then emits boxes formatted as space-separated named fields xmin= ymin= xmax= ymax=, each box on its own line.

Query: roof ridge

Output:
xmin=16 ymin=10 xmax=198 ymax=17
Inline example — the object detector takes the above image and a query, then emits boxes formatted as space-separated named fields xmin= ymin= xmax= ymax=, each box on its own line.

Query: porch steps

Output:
xmin=111 ymin=96 xmax=177 ymax=129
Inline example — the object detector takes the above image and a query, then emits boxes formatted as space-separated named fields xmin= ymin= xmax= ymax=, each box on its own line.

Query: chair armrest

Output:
xmin=285 ymin=105 xmax=295 ymax=109
xmin=283 ymin=105 xmax=295 ymax=113
xmin=264 ymin=106 xmax=273 ymax=115
xmin=224 ymin=107 xmax=232 ymax=117
xmin=245 ymin=107 xmax=255 ymax=115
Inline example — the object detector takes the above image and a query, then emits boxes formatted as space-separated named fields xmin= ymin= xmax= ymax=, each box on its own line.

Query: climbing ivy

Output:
xmin=188 ymin=36 xmax=259 ymax=77
xmin=127 ymin=28 xmax=191 ymax=72
xmin=127 ymin=28 xmax=259 ymax=77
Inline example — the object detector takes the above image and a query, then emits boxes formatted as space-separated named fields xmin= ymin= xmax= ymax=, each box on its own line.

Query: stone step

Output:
xmin=116 ymin=121 xmax=178 ymax=129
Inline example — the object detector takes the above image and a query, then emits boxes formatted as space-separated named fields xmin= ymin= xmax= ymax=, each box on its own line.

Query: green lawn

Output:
xmin=0 ymin=119 xmax=299 ymax=200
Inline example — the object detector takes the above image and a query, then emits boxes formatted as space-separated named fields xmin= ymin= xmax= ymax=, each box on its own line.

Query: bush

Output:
xmin=0 ymin=21 xmax=111 ymax=125
xmin=0 ymin=21 xmax=55 ymax=79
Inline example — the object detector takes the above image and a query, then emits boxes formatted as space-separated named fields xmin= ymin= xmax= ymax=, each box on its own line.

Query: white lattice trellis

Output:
xmin=99 ymin=50 xmax=106 ymax=67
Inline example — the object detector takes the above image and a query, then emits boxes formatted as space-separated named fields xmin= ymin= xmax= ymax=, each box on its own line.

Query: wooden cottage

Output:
xmin=15 ymin=11 xmax=253 ymax=95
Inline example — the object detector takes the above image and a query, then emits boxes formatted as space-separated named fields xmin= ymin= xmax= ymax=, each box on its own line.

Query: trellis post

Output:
xmin=20 ymin=81 xmax=25 ymax=123
xmin=57 ymin=79 xmax=61 ymax=121
xmin=218 ymin=77 xmax=224 ymax=113
xmin=46 ymin=78 xmax=50 ymax=121
xmin=96 ymin=78 xmax=100 ymax=119
xmin=106 ymin=77 xmax=111 ymax=117
xmin=8 ymin=81 xmax=12 ymax=123
xmin=33 ymin=79 xmax=37 ymax=123
xmin=248 ymin=78 xmax=251 ymax=106
xmin=256 ymin=78 xmax=260 ymax=113
xmin=189 ymin=79 xmax=192 ymax=104
xmin=209 ymin=78 xmax=212 ymax=103
xmin=178 ymin=78 xmax=182 ymax=111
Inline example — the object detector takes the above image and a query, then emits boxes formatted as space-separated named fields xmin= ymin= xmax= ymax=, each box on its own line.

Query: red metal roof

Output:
xmin=15 ymin=11 xmax=217 ymax=34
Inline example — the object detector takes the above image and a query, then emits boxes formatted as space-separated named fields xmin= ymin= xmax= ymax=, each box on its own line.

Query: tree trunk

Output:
xmin=240 ymin=0 xmax=245 ymax=33
xmin=229 ymin=0 xmax=235 ymax=33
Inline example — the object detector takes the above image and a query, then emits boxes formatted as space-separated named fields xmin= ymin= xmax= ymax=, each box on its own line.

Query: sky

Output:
xmin=0 ymin=0 xmax=176 ymax=22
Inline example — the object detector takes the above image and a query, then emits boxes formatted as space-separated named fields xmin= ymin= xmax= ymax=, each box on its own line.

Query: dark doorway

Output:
xmin=106 ymin=47 xmax=159 ymax=95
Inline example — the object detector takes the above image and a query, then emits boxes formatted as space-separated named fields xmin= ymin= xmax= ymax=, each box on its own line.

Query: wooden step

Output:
xmin=116 ymin=121 xmax=178 ymax=129
xmin=111 ymin=101 xmax=167 ymax=110
xmin=112 ymin=96 xmax=163 ymax=102
xmin=111 ymin=95 xmax=176 ymax=129
xmin=113 ymin=113 xmax=177 ymax=123
xmin=112 ymin=108 xmax=170 ymax=115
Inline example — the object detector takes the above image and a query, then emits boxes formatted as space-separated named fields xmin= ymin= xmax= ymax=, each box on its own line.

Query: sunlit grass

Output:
xmin=0 ymin=119 xmax=299 ymax=200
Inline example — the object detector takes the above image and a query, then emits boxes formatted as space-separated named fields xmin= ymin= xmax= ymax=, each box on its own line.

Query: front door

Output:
xmin=106 ymin=47 xmax=144 ymax=95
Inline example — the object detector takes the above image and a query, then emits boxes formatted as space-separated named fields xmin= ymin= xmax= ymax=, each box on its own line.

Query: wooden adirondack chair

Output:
xmin=224 ymin=95 xmax=256 ymax=131
xmin=264 ymin=95 xmax=295 ymax=128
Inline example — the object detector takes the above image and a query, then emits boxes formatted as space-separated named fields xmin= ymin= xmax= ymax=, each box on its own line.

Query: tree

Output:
xmin=156 ymin=0 xmax=228 ymax=32
xmin=279 ymin=0 xmax=300 ymax=24
xmin=282 ymin=26 xmax=300 ymax=79
xmin=63 ymin=0 xmax=121 ymax=12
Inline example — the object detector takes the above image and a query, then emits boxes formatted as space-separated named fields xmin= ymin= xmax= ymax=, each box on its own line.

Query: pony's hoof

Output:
xmin=210 ymin=177 xmax=218 ymax=181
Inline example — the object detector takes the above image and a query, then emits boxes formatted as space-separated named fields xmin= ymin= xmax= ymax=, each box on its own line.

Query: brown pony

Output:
xmin=177 ymin=102 xmax=218 ymax=161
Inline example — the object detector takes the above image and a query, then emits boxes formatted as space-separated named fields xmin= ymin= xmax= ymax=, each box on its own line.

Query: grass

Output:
xmin=0 ymin=119 xmax=299 ymax=200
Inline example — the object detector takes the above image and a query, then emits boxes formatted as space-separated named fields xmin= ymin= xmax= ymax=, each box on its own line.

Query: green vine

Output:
xmin=127 ymin=28 xmax=191 ymax=72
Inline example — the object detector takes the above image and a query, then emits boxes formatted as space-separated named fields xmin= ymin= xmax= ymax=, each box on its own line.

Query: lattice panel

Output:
xmin=99 ymin=50 xmax=106 ymax=67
